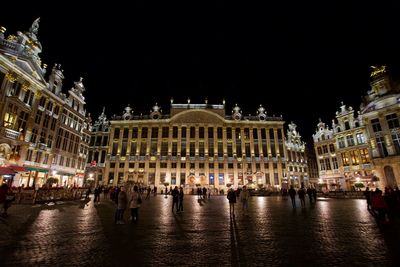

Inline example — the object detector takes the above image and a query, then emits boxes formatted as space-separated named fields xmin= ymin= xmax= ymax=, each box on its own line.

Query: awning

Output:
xmin=24 ymin=167 xmax=49 ymax=173
xmin=9 ymin=165 xmax=28 ymax=173
xmin=0 ymin=166 xmax=16 ymax=175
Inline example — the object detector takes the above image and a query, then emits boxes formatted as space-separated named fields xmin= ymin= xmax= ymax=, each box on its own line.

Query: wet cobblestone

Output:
xmin=1 ymin=195 xmax=399 ymax=266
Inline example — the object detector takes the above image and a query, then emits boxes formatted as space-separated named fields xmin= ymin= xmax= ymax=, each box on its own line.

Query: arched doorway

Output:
xmin=384 ymin=166 xmax=397 ymax=187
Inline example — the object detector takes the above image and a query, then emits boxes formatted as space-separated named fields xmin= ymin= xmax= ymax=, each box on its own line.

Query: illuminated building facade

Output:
xmin=313 ymin=66 xmax=399 ymax=190
xmin=361 ymin=66 xmax=400 ymax=188
xmin=85 ymin=108 xmax=110 ymax=186
xmin=285 ymin=122 xmax=309 ymax=188
xmin=97 ymin=101 xmax=291 ymax=192
xmin=0 ymin=19 xmax=89 ymax=187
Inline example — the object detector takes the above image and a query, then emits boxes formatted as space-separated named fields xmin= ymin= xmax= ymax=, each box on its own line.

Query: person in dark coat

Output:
xmin=227 ymin=187 xmax=237 ymax=217
xmin=288 ymin=185 xmax=296 ymax=208
xmin=171 ymin=186 xmax=179 ymax=212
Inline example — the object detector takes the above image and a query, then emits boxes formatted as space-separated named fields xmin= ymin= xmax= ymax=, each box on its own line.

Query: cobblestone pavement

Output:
xmin=1 ymin=195 xmax=399 ymax=267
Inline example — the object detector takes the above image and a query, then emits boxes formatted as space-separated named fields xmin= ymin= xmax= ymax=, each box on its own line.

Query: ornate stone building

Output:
xmin=360 ymin=66 xmax=400 ymax=188
xmin=93 ymin=101 xmax=291 ymax=192
xmin=312 ymin=120 xmax=341 ymax=190
xmin=313 ymin=66 xmax=399 ymax=190
xmin=285 ymin=122 xmax=309 ymax=188
xmin=0 ymin=19 xmax=89 ymax=187
xmin=85 ymin=108 xmax=110 ymax=186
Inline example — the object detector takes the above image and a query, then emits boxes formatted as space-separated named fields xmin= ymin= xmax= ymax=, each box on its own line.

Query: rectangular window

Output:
xmin=371 ymin=118 xmax=382 ymax=132
xmin=346 ymin=135 xmax=355 ymax=147
xmin=322 ymin=145 xmax=328 ymax=154
xmin=218 ymin=142 xmax=223 ymax=157
xmin=149 ymin=163 xmax=156 ymax=168
xmin=356 ymin=133 xmax=365 ymax=144
xmin=199 ymin=142 xmax=205 ymax=157
xmin=236 ymin=142 xmax=242 ymax=157
xmin=181 ymin=142 xmax=186 ymax=157
xmin=376 ymin=136 xmax=388 ymax=157
xmin=218 ymin=173 xmax=224 ymax=185
xmin=360 ymin=149 xmax=370 ymax=163
xmin=245 ymin=143 xmax=251 ymax=157
xmin=209 ymin=163 xmax=214 ymax=169
xmin=132 ymin=128 xmax=138 ymax=138
xmin=162 ymin=127 xmax=169 ymax=138
xmin=341 ymin=152 xmax=349 ymax=166
xmin=172 ymin=127 xmax=178 ymax=138
xmin=199 ymin=127 xmax=205 ymax=139
xmin=338 ymin=137 xmax=345 ymax=148
xmin=332 ymin=157 xmax=339 ymax=169
xmin=244 ymin=128 xmax=250 ymax=140
xmin=172 ymin=142 xmax=178 ymax=156
xmin=151 ymin=127 xmax=158 ymax=138
xmin=227 ymin=143 xmax=233 ymax=157
xmin=121 ymin=141 xmax=127 ymax=156
xmin=386 ymin=113 xmax=399 ymax=129
xmin=141 ymin=127 xmax=148 ymax=138
xmin=324 ymin=158 xmax=331 ymax=170
xmin=130 ymin=142 xmax=137 ymax=155
xmin=150 ymin=141 xmax=157 ymax=156
xmin=217 ymin=127 xmax=223 ymax=139
xmin=111 ymin=143 xmax=118 ymax=156
xmin=226 ymin=128 xmax=232 ymax=139
xmin=329 ymin=144 xmax=335 ymax=153
xmin=190 ymin=127 xmax=196 ymax=139
xmin=181 ymin=127 xmax=187 ymax=138
xmin=113 ymin=128 xmax=120 ymax=139
xmin=208 ymin=127 xmax=214 ymax=139
xmin=253 ymin=128 xmax=258 ymax=140
xmin=392 ymin=133 xmax=400 ymax=155
xmin=123 ymin=128 xmax=129 ymax=139
xmin=209 ymin=173 xmax=214 ymax=185
xmin=208 ymin=142 xmax=214 ymax=156
xmin=139 ymin=142 xmax=146 ymax=156
xmin=161 ymin=142 xmax=168 ymax=156
xmin=190 ymin=142 xmax=195 ymax=157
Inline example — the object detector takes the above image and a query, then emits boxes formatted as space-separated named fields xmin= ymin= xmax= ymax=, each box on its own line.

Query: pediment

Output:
xmin=15 ymin=58 xmax=46 ymax=83
xmin=170 ymin=109 xmax=225 ymax=124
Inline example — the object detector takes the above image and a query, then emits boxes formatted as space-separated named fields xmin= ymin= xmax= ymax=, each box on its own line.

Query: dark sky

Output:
xmin=2 ymin=1 xmax=400 ymax=142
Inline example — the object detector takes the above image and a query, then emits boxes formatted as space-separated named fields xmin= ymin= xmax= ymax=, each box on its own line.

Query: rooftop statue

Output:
xmin=29 ymin=17 xmax=40 ymax=35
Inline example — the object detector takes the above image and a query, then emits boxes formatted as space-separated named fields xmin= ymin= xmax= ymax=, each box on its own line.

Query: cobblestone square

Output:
xmin=1 ymin=195 xmax=400 ymax=267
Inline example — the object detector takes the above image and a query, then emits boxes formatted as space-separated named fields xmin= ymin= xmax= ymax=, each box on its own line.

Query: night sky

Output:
xmin=2 ymin=1 xmax=400 ymax=143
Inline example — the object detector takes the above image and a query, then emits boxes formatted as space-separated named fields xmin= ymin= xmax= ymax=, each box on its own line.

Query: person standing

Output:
xmin=239 ymin=185 xmax=250 ymax=214
xmin=171 ymin=186 xmax=179 ymax=212
xmin=288 ymin=185 xmax=296 ymax=209
xmin=129 ymin=185 xmax=142 ymax=224
xmin=178 ymin=187 xmax=184 ymax=212
xmin=227 ymin=187 xmax=237 ymax=217
xmin=306 ymin=186 xmax=313 ymax=204
xmin=115 ymin=186 xmax=128 ymax=224
xmin=364 ymin=187 xmax=372 ymax=210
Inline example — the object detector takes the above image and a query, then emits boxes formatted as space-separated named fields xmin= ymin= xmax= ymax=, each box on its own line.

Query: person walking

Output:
xmin=298 ymin=187 xmax=306 ymax=208
xmin=227 ymin=187 xmax=237 ymax=218
xmin=288 ymin=185 xmax=296 ymax=208
xmin=115 ymin=186 xmax=128 ymax=224
xmin=239 ymin=185 xmax=250 ymax=214
xmin=129 ymin=185 xmax=142 ymax=224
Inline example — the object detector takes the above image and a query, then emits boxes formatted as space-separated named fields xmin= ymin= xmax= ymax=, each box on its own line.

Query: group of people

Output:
xmin=171 ymin=186 xmax=185 ymax=213
xmin=227 ymin=185 xmax=250 ymax=217
xmin=364 ymin=186 xmax=400 ymax=224
xmin=287 ymin=185 xmax=317 ymax=209
xmin=114 ymin=185 xmax=142 ymax=224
